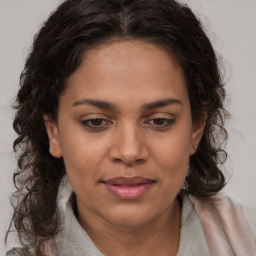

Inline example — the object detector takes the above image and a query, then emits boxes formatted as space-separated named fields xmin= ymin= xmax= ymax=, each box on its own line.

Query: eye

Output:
xmin=146 ymin=118 xmax=175 ymax=129
xmin=81 ymin=118 xmax=112 ymax=130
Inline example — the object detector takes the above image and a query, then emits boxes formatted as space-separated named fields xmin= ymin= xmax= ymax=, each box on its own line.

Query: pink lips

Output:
xmin=102 ymin=176 xmax=154 ymax=200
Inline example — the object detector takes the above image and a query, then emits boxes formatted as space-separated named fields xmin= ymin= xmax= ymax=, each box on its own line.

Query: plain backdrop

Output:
xmin=0 ymin=0 xmax=256 ymax=254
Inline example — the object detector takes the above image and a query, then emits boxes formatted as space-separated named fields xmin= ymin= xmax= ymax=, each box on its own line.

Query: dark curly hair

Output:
xmin=6 ymin=0 xmax=229 ymax=255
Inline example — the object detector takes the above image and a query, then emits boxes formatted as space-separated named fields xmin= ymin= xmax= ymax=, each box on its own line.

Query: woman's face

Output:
xmin=45 ymin=40 xmax=205 ymax=228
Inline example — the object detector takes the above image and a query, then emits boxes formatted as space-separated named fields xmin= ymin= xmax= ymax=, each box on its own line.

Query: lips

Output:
xmin=102 ymin=176 xmax=155 ymax=200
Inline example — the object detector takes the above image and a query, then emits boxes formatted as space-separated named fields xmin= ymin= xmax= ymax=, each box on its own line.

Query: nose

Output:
xmin=109 ymin=123 xmax=149 ymax=166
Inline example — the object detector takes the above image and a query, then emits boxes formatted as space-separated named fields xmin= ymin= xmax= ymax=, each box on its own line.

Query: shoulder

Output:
xmin=220 ymin=195 xmax=256 ymax=239
xmin=5 ymin=247 xmax=33 ymax=256
xmin=209 ymin=194 xmax=256 ymax=239
xmin=189 ymin=193 xmax=256 ymax=255
xmin=240 ymin=203 xmax=256 ymax=237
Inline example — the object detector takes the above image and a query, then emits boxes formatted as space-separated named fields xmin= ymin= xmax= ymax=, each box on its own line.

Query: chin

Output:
xmin=101 ymin=206 xmax=156 ymax=228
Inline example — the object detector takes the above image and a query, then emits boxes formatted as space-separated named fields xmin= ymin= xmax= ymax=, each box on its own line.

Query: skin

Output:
xmin=44 ymin=40 xmax=206 ymax=256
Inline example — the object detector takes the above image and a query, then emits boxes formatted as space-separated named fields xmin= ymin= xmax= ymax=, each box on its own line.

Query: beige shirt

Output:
xmin=6 ymin=194 xmax=256 ymax=256
xmin=57 ymin=194 xmax=256 ymax=256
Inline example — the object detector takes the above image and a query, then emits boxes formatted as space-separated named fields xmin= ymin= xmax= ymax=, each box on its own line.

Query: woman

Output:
xmin=6 ymin=0 xmax=256 ymax=255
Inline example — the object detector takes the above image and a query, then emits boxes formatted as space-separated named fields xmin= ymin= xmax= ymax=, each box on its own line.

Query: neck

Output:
xmin=77 ymin=199 xmax=181 ymax=256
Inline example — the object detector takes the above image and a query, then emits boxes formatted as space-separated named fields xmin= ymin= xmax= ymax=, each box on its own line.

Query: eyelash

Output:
xmin=81 ymin=118 xmax=112 ymax=130
xmin=80 ymin=117 xmax=175 ymax=131
xmin=145 ymin=118 xmax=175 ymax=130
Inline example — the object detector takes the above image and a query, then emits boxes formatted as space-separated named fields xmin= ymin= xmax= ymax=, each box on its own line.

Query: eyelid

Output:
xmin=146 ymin=118 xmax=175 ymax=125
xmin=143 ymin=113 xmax=176 ymax=129
xmin=80 ymin=115 xmax=113 ymax=131
xmin=79 ymin=112 xmax=111 ymax=119
xmin=143 ymin=111 xmax=174 ymax=118
xmin=81 ymin=118 xmax=111 ymax=124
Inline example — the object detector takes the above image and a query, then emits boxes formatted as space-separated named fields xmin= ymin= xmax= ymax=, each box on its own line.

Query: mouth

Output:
xmin=102 ymin=176 xmax=155 ymax=200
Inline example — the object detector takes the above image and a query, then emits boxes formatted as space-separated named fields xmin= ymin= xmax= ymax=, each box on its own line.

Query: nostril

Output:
xmin=112 ymin=157 xmax=145 ymax=166
xmin=135 ymin=158 xmax=145 ymax=164
xmin=113 ymin=158 xmax=123 ymax=163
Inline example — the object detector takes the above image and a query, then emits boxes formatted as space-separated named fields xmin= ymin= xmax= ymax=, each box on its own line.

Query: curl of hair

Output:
xmin=7 ymin=0 xmax=229 ymax=255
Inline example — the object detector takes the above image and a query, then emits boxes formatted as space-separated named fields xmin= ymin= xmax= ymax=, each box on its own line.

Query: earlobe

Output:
xmin=190 ymin=111 xmax=207 ymax=155
xmin=43 ymin=115 xmax=63 ymax=158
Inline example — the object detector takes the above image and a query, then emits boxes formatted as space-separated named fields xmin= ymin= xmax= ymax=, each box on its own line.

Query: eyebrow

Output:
xmin=72 ymin=98 xmax=182 ymax=110
xmin=141 ymin=98 xmax=182 ymax=110
xmin=72 ymin=99 xmax=115 ymax=109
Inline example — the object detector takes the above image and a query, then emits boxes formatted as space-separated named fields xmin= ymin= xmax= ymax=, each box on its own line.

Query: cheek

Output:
xmin=157 ymin=151 xmax=189 ymax=200
xmin=59 ymin=131 xmax=113 ymax=193
xmin=62 ymin=142 xmax=100 ymax=201
xmin=157 ymin=148 xmax=189 ymax=179
xmin=60 ymin=128 xmax=107 ymax=166
xmin=59 ymin=140 xmax=95 ymax=186
xmin=152 ymin=132 xmax=191 ymax=182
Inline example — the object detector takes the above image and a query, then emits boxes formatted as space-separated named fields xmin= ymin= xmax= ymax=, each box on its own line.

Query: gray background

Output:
xmin=1 ymin=0 xmax=256 ymax=254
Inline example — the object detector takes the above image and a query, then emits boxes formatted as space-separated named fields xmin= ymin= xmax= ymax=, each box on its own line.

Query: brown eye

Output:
xmin=145 ymin=117 xmax=175 ymax=131
xmin=81 ymin=118 xmax=112 ymax=129
xmin=89 ymin=119 xmax=104 ymax=126
xmin=151 ymin=118 xmax=175 ymax=126
xmin=152 ymin=118 xmax=165 ymax=125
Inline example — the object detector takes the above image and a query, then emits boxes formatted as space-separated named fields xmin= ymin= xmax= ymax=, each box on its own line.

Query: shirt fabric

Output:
xmin=6 ymin=193 xmax=256 ymax=256
xmin=57 ymin=194 xmax=256 ymax=256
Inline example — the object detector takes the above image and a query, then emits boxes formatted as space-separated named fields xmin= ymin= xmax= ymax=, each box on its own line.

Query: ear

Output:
xmin=43 ymin=115 xmax=63 ymax=158
xmin=190 ymin=111 xmax=207 ymax=155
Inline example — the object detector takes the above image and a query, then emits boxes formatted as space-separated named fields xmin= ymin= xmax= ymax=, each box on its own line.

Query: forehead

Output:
xmin=63 ymin=40 xmax=188 ymax=109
